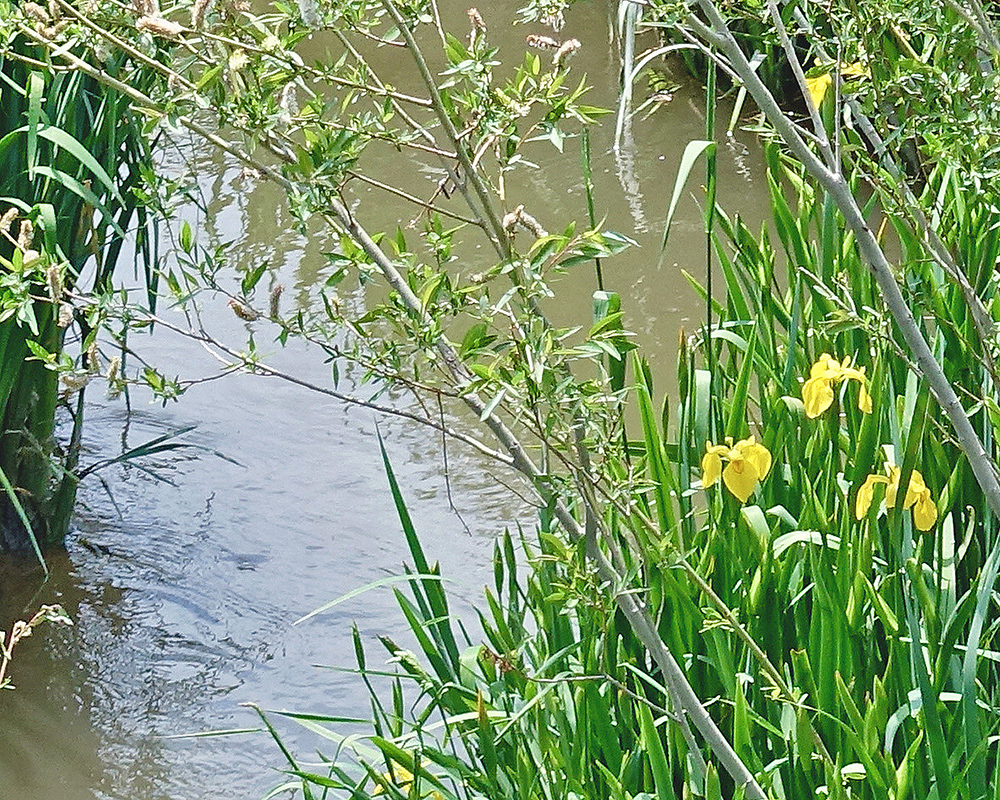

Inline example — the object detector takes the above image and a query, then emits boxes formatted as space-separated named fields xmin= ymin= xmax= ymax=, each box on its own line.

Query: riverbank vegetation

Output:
xmin=0 ymin=21 xmax=161 ymax=560
xmin=4 ymin=0 xmax=1000 ymax=797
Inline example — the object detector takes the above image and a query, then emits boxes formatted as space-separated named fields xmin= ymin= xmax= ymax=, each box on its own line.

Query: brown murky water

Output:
xmin=0 ymin=3 xmax=766 ymax=797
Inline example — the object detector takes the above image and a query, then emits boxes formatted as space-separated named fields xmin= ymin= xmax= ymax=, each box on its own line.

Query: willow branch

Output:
xmin=381 ymin=0 xmax=511 ymax=261
xmin=33 ymin=16 xmax=768 ymax=793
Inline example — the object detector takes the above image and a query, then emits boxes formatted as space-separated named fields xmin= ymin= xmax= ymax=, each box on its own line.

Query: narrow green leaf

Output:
xmin=0 ymin=464 xmax=46 ymax=574
xmin=26 ymin=72 xmax=44 ymax=177
xmin=661 ymin=140 xmax=716 ymax=252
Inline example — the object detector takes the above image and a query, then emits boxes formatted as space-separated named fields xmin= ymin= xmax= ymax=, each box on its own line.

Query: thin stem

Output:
xmin=381 ymin=0 xmax=511 ymax=261
xmin=765 ymin=0 xmax=837 ymax=170
xmin=344 ymin=170 xmax=484 ymax=227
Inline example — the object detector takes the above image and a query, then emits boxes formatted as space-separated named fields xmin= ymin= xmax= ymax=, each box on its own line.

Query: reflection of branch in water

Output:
xmin=614 ymin=123 xmax=648 ymax=234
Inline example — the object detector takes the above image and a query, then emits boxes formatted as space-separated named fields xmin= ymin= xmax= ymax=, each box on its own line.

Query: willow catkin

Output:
xmin=191 ymin=0 xmax=211 ymax=29
xmin=525 ymin=34 xmax=559 ymax=51
xmin=229 ymin=299 xmax=261 ymax=321
xmin=268 ymin=284 xmax=284 ymax=320
xmin=553 ymin=39 xmax=580 ymax=69
xmin=467 ymin=7 xmax=486 ymax=47
xmin=16 ymin=219 xmax=33 ymax=252
xmin=46 ymin=265 xmax=63 ymax=304
xmin=136 ymin=15 xmax=183 ymax=38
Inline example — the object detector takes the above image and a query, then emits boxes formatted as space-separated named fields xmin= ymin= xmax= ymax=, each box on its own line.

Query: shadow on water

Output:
xmin=0 ymin=0 xmax=770 ymax=797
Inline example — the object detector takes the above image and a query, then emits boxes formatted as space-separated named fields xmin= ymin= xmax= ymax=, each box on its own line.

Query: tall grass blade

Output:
xmin=661 ymin=140 xmax=715 ymax=253
xmin=613 ymin=0 xmax=639 ymax=152
xmin=377 ymin=429 xmax=460 ymax=670
xmin=0 ymin=464 xmax=46 ymax=574
xmin=293 ymin=574 xmax=446 ymax=626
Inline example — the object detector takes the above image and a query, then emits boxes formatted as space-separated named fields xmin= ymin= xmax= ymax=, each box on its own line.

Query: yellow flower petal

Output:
xmin=858 ymin=464 xmax=938 ymax=530
xmin=901 ymin=471 xmax=926 ymax=510
xmin=805 ymin=72 xmax=832 ymax=110
xmin=736 ymin=436 xmax=772 ymax=481
xmin=702 ymin=449 xmax=723 ymax=489
xmin=802 ymin=375 xmax=834 ymax=418
xmin=913 ymin=493 xmax=938 ymax=531
xmin=810 ymin=353 xmax=839 ymax=379
xmin=856 ymin=474 xmax=889 ymax=519
xmin=722 ymin=457 xmax=759 ymax=504
xmin=879 ymin=466 xmax=899 ymax=509
xmin=804 ymin=354 xmax=874 ymax=417
xmin=840 ymin=61 xmax=869 ymax=79
xmin=857 ymin=381 xmax=872 ymax=414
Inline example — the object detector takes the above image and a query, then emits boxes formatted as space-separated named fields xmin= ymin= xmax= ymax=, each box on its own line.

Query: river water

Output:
xmin=0 ymin=3 xmax=765 ymax=798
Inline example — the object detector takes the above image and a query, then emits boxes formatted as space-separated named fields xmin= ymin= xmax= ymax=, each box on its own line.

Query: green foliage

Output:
xmin=252 ymin=3 xmax=1000 ymax=790
xmin=0 ymin=18 xmax=160 ymax=551
xmin=15 ymin=0 xmax=1000 ymax=797
xmin=267 ymin=447 xmax=700 ymax=800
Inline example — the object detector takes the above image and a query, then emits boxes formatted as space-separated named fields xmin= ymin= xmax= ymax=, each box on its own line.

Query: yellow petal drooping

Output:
xmin=857 ymin=465 xmax=937 ymax=530
xmin=855 ymin=474 xmax=888 ymax=519
xmin=802 ymin=376 xmax=835 ymax=418
xmin=722 ymin=457 xmax=758 ymax=504
xmin=701 ymin=448 xmax=723 ymax=489
xmin=805 ymin=72 xmax=833 ymax=109
xmin=913 ymin=494 xmax=938 ymax=531
xmin=857 ymin=381 xmax=872 ymax=414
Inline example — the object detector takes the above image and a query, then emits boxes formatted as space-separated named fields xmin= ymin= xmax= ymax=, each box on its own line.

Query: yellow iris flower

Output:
xmin=801 ymin=353 xmax=873 ymax=418
xmin=805 ymin=61 xmax=869 ymax=109
xmin=372 ymin=765 xmax=444 ymax=800
xmin=855 ymin=464 xmax=938 ymax=531
xmin=701 ymin=436 xmax=772 ymax=504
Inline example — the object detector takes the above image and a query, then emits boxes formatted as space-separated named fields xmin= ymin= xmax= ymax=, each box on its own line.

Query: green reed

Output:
xmin=0 ymin=31 xmax=158 ymax=557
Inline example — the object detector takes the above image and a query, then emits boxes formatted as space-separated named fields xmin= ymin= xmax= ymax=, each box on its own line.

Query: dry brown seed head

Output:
xmin=106 ymin=356 xmax=120 ymax=383
xmin=61 ymin=372 xmax=91 ymax=391
xmin=23 ymin=2 xmax=50 ymax=23
xmin=16 ymin=219 xmax=33 ymax=252
xmin=467 ymin=7 xmax=486 ymax=32
xmin=269 ymin=284 xmax=284 ymax=320
xmin=553 ymin=38 xmax=580 ymax=68
xmin=525 ymin=33 xmax=559 ymax=50
xmin=136 ymin=15 xmax=183 ymax=37
xmin=516 ymin=208 xmax=548 ymax=238
xmin=502 ymin=205 xmax=523 ymax=233
xmin=228 ymin=298 xmax=261 ymax=321
xmin=191 ymin=0 xmax=211 ymax=29
xmin=46 ymin=265 xmax=63 ymax=303
xmin=0 ymin=208 xmax=18 ymax=245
